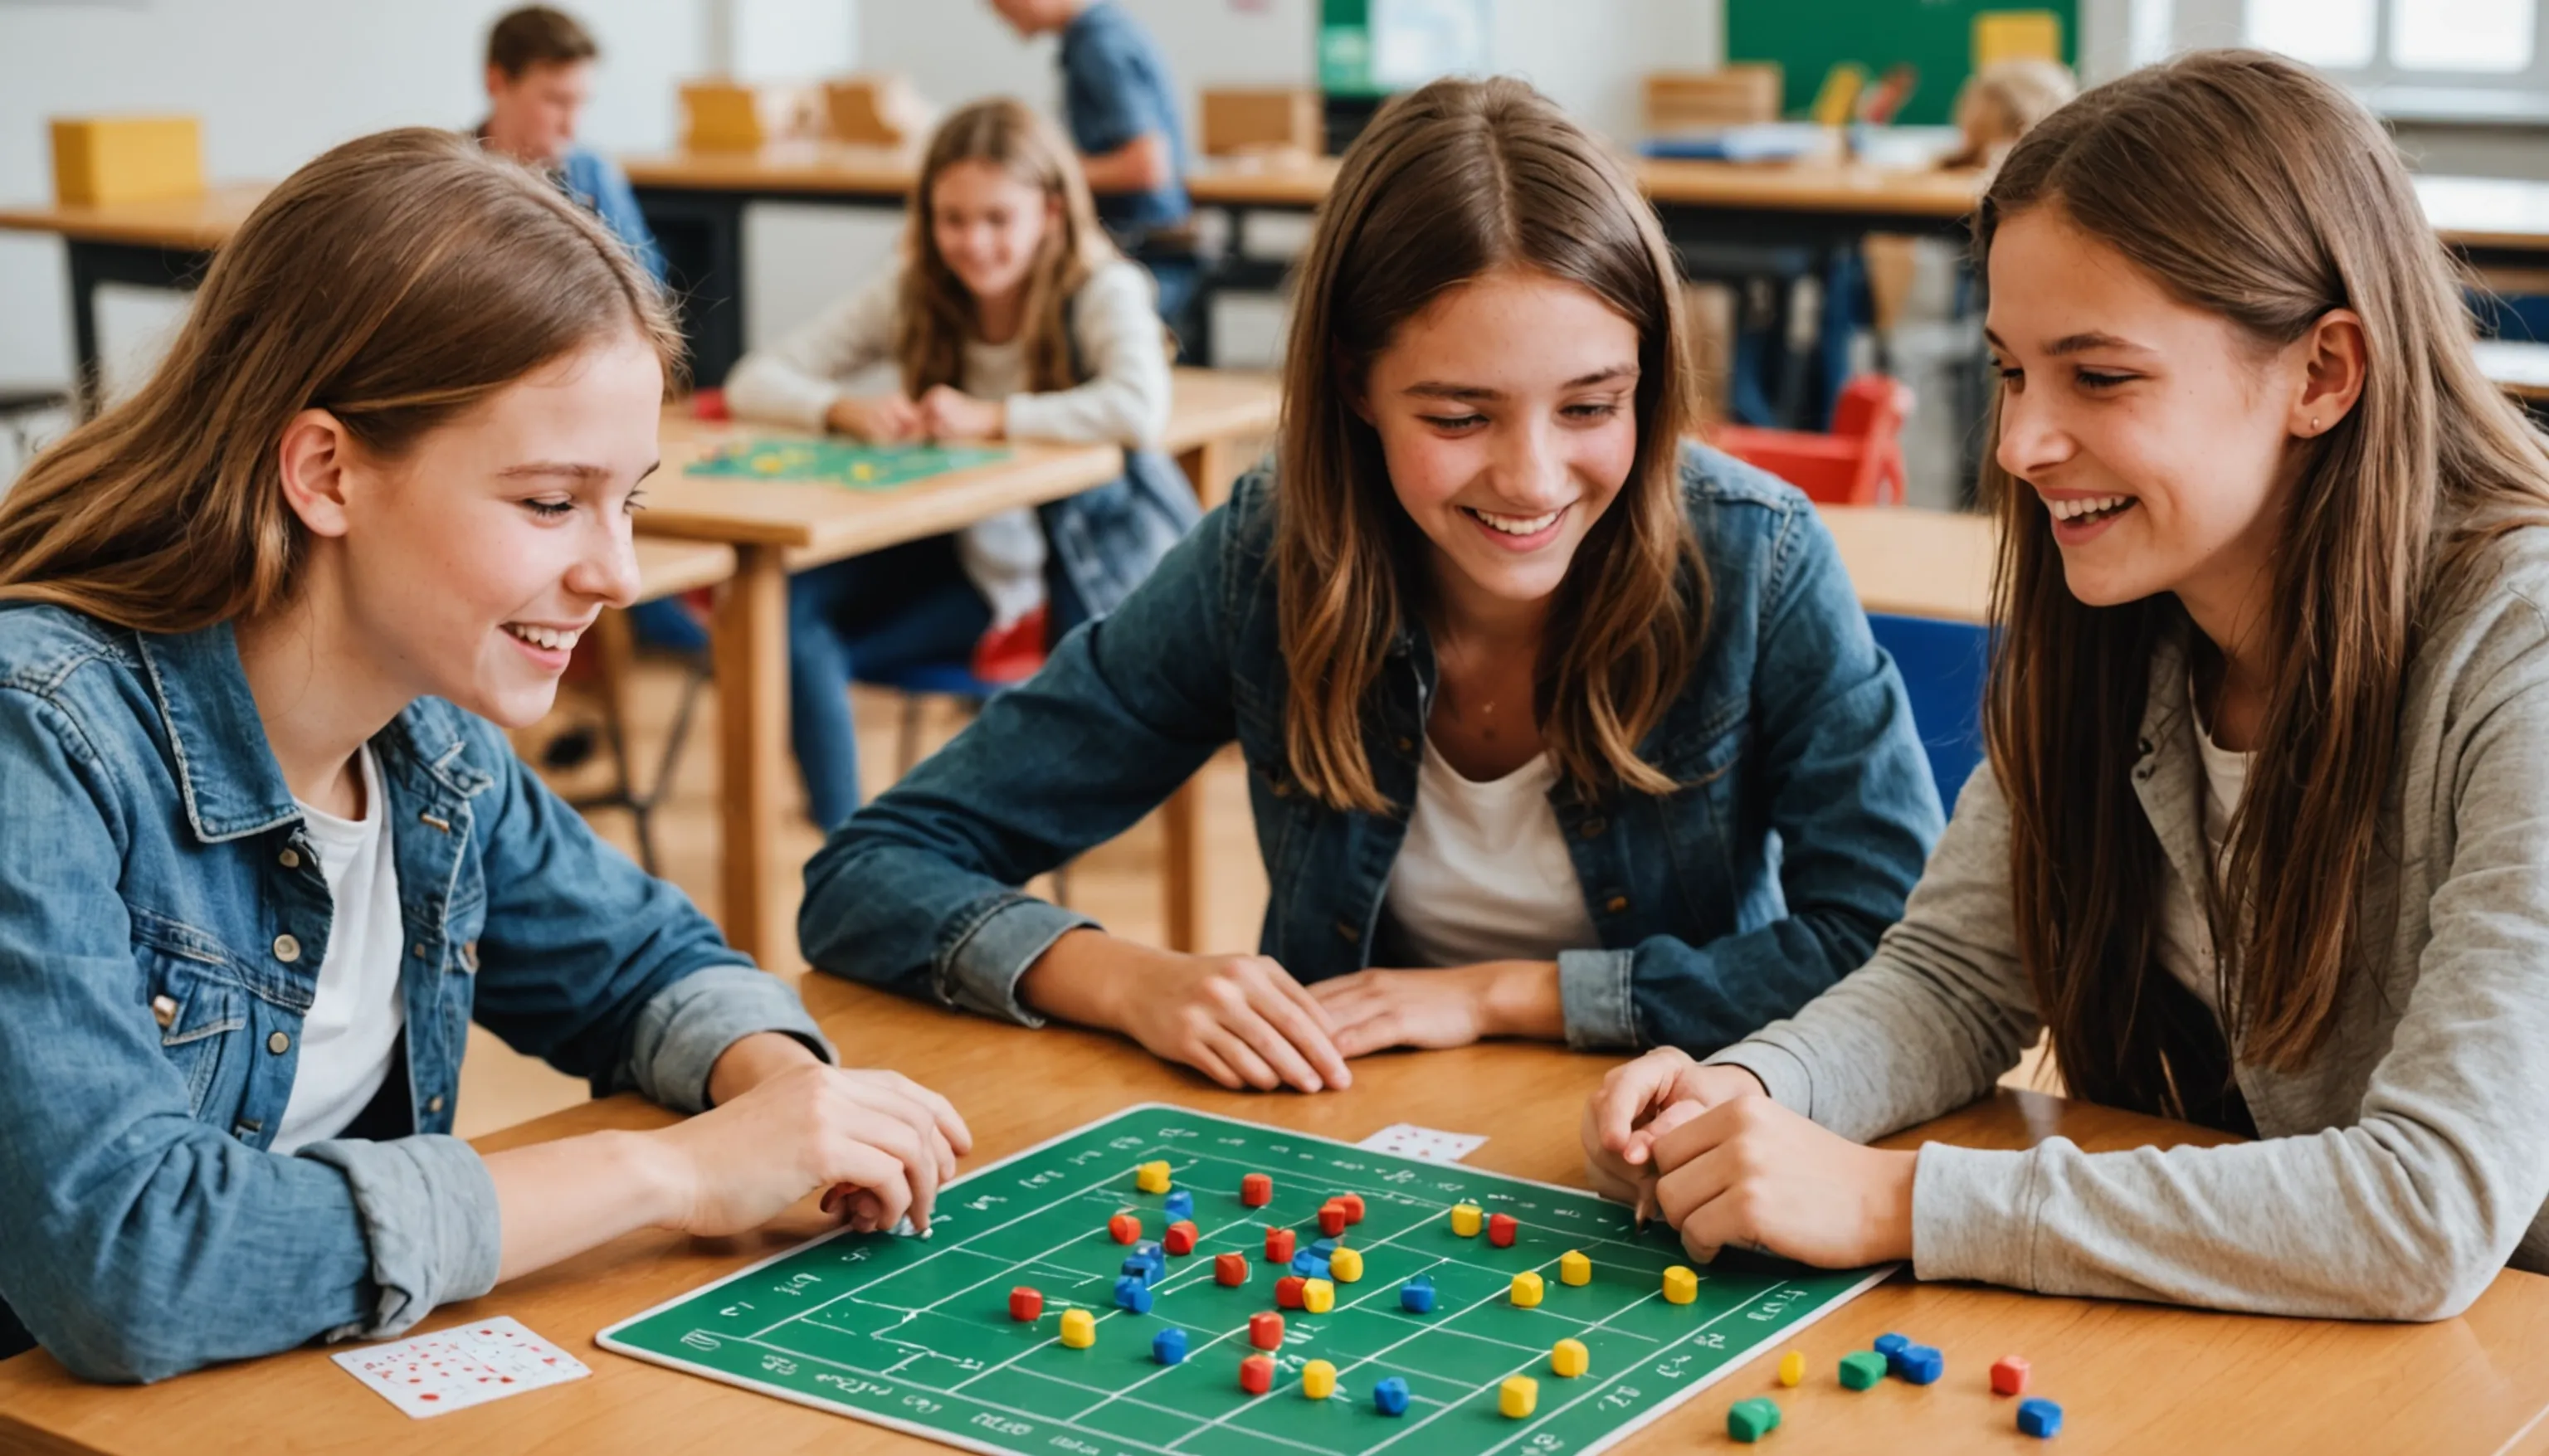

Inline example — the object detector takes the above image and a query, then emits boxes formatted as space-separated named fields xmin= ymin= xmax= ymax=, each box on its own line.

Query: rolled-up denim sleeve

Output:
xmin=1557 ymin=947 xmax=1639 ymax=1049
xmin=298 ymin=1135 xmax=501 ymax=1341
xmin=626 ymin=963 xmax=836 ymax=1113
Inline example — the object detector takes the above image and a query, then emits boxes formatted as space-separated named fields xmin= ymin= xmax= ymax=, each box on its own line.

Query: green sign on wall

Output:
xmin=1727 ymin=0 xmax=2079 ymax=127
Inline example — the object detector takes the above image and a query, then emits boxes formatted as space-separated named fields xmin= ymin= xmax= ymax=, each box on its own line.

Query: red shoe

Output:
xmin=971 ymin=606 xmax=1048 ymax=684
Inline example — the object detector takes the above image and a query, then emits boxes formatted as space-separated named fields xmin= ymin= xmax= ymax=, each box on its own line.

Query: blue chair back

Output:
xmin=1866 ymin=611 xmax=1990 ymax=811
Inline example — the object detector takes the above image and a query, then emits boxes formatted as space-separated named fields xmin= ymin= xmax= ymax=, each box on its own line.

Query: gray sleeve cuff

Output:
xmin=300 ymin=1133 xmax=501 ymax=1342
xmin=1557 ymin=948 xmax=1638 ymax=1050
xmin=1703 ymin=1039 xmax=1817 ymax=1114
xmin=1908 ymin=1140 xmax=2045 ymax=1288
xmin=629 ymin=964 xmax=837 ymax=1114
xmin=940 ymin=895 xmax=1099 ymax=1026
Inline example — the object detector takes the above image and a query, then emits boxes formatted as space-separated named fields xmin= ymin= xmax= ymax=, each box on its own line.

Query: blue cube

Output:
xmin=1399 ymin=1277 xmax=1435 ymax=1314
xmin=1309 ymin=1237 xmax=1338 ymax=1257
xmin=1373 ymin=1376 xmax=1411 ymax=1416
xmin=1132 ymin=1240 xmax=1166 ymax=1273
xmin=1896 ymin=1344 xmax=1944 ymax=1385
xmin=2017 ymin=1398 xmax=2063 ymax=1439
xmin=1121 ymin=1256 xmax=1154 ymax=1281
xmin=1290 ymin=1250 xmax=1331 ymax=1279
xmin=1152 ymin=1327 xmax=1189 ymax=1366
xmin=1873 ymin=1332 xmax=1909 ymax=1359
xmin=1114 ymin=1274 xmax=1154 ymax=1314
xmin=1163 ymin=1191 xmax=1193 ymax=1220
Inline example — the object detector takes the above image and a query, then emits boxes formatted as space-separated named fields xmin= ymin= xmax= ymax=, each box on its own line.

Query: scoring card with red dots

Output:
xmin=330 ymin=1316 xmax=590 ymax=1419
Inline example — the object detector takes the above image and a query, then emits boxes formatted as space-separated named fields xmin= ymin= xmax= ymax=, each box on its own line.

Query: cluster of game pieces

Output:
xmin=1725 ymin=1333 xmax=2064 ymax=1443
xmin=1004 ymin=1163 xmax=1708 ymax=1422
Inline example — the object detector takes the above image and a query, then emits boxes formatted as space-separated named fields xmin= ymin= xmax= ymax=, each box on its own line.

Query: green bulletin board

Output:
xmin=1726 ymin=1 xmax=2080 ymax=126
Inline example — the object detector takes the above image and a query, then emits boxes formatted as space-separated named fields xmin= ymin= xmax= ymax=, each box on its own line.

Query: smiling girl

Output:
xmin=724 ymin=98 xmax=1193 ymax=828
xmin=797 ymin=77 xmax=1941 ymax=1092
xmin=0 ymin=129 xmax=968 ymax=1382
xmin=1588 ymin=51 xmax=2549 ymax=1319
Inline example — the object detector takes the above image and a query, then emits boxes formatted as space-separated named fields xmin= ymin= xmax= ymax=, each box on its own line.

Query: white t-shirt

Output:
xmin=1382 ymin=737 xmax=1601 ymax=967
xmin=270 ymin=745 xmax=408 ymax=1155
xmin=2156 ymin=698 xmax=2254 ymax=1021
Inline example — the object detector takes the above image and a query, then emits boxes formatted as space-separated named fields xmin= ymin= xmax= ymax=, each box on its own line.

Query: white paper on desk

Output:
xmin=1359 ymin=1122 xmax=1488 ymax=1163
xmin=331 ymin=1315 xmax=590 ymax=1419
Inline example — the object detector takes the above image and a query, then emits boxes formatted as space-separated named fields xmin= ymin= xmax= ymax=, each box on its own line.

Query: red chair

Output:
xmin=1708 ymin=374 xmax=1915 ymax=505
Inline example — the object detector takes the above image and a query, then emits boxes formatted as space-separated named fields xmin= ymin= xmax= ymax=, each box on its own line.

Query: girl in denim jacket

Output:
xmin=0 ymin=129 xmax=966 ymax=1382
xmin=801 ymin=78 xmax=1942 ymax=1093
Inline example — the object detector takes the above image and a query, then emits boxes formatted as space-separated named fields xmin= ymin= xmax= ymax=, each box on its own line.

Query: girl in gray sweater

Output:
xmin=1586 ymin=51 xmax=2549 ymax=1322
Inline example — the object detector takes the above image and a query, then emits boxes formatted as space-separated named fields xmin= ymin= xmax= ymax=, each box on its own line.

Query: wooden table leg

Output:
xmin=712 ymin=543 xmax=791 ymax=967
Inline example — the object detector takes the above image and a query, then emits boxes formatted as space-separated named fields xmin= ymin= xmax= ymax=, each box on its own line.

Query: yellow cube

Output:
xmin=50 ymin=116 xmax=203 ymax=207
xmin=1330 ymin=1247 xmax=1364 ymax=1283
xmin=1303 ymin=1278 xmax=1335 ymax=1313
xmin=1510 ymin=1271 xmax=1544 ymax=1308
xmin=1135 ymin=1161 xmax=1172 ymax=1194
xmin=1499 ymin=1375 xmax=1538 ymax=1419
xmin=1450 ymin=1203 xmax=1484 ymax=1237
xmin=1662 ymin=1266 xmax=1699 ymax=1304
xmin=1302 ymin=1358 xmax=1338 ymax=1400
xmin=1059 ymin=1308 xmax=1095 ymax=1348
xmin=1558 ymin=1249 xmax=1592 ymax=1286
xmin=1777 ymin=1349 xmax=1804 ymax=1387
xmin=1552 ymin=1338 xmax=1589 ymax=1379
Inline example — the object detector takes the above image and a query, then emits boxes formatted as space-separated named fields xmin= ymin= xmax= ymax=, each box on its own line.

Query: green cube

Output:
xmin=1728 ymin=1396 xmax=1783 ymax=1443
xmin=1840 ymin=1351 xmax=1890 ymax=1390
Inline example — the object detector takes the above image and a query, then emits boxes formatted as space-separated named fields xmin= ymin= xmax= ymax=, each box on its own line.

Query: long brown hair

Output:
xmin=1274 ymin=75 xmax=1704 ymax=813
xmin=894 ymin=98 xmax=1119 ymax=397
xmin=1977 ymin=51 xmax=2549 ymax=1116
xmin=0 ymin=126 xmax=680 ymax=633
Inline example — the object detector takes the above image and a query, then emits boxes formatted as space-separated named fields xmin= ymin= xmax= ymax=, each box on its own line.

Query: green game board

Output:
xmin=597 ymin=1104 xmax=1893 ymax=1456
xmin=685 ymin=439 xmax=1011 ymax=489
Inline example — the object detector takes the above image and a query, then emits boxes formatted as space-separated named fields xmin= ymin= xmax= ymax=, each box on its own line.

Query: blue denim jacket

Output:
xmin=560 ymin=144 xmax=666 ymax=284
xmin=802 ymin=446 xmax=1942 ymax=1053
xmin=0 ymin=607 xmax=830 ymax=1382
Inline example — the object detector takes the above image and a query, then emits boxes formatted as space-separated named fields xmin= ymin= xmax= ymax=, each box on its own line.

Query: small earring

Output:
xmin=2308 ymin=416 xmax=2321 ymax=432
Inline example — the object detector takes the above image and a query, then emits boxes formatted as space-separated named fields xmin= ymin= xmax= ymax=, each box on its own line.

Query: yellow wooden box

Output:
xmin=680 ymin=81 xmax=817 ymax=151
xmin=822 ymin=74 xmax=934 ymax=147
xmin=51 ymin=115 xmax=204 ymax=207
xmin=1198 ymin=88 xmax=1321 ymax=158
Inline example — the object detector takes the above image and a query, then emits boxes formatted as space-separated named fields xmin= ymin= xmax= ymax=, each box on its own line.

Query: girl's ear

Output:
xmin=2289 ymin=307 xmax=2368 ymax=438
xmin=275 ymin=408 xmax=358 ymax=539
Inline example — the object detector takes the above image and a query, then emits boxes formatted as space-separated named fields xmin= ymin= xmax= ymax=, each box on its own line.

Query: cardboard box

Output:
xmin=822 ymin=74 xmax=933 ymax=147
xmin=1199 ymin=88 xmax=1322 ymax=158
xmin=680 ymin=81 xmax=818 ymax=150
xmin=51 ymin=115 xmax=204 ymax=207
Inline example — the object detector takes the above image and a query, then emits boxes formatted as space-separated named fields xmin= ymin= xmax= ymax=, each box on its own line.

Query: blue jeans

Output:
xmin=788 ymin=536 xmax=992 ymax=830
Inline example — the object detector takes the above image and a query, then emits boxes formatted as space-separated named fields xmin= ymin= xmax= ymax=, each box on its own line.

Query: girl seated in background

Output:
xmin=0 ymin=129 xmax=965 ymax=1382
xmin=724 ymin=97 xmax=1195 ymax=827
xmin=1589 ymin=51 xmax=2549 ymax=1322
xmin=796 ymin=76 xmax=1941 ymax=1094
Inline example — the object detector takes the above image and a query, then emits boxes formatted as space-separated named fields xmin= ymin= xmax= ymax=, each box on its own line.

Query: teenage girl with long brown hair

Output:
xmin=1589 ymin=51 xmax=2549 ymax=1320
xmin=0 ymin=129 xmax=967 ymax=1382
xmin=724 ymin=97 xmax=1194 ymax=829
xmin=798 ymin=77 xmax=1942 ymax=1093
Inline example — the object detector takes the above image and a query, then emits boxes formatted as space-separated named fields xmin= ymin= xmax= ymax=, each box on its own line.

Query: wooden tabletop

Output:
xmin=0 ymin=183 xmax=269 ymax=251
xmin=1187 ymin=153 xmax=1987 ymax=220
xmin=1818 ymin=503 xmax=1997 ymax=624
xmin=4 ymin=976 xmax=2545 ymax=1454
xmin=631 ymin=537 xmax=737 ymax=603
xmin=621 ymin=141 xmax=923 ymax=198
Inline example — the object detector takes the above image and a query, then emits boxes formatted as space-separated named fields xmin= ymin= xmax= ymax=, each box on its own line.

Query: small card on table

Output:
xmin=1357 ymin=1122 xmax=1489 ymax=1163
xmin=331 ymin=1315 xmax=589 ymax=1419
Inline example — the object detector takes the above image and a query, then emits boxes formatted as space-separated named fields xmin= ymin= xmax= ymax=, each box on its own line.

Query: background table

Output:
xmin=5 ymin=976 xmax=2546 ymax=1454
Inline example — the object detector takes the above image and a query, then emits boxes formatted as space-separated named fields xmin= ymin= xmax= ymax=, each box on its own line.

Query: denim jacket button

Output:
xmin=1396 ymin=736 xmax=1414 ymax=752
xmin=426 ymin=1094 xmax=446 ymax=1115
xmin=1578 ymin=817 xmax=1607 ymax=839
xmin=277 ymin=848 xmax=300 ymax=870
xmin=149 ymin=994 xmax=178 ymax=1029
xmin=272 ymin=933 xmax=302 ymax=964
xmin=413 ymin=943 xmax=428 ymax=960
xmin=1604 ymin=895 xmax=1630 ymax=914
xmin=266 ymin=1030 xmax=290 ymax=1054
xmin=1334 ymin=919 xmax=1361 ymax=943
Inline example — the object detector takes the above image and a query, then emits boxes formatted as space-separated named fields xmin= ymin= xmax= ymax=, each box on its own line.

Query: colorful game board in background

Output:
xmin=598 ymin=1103 xmax=1891 ymax=1456
xmin=685 ymin=438 xmax=1011 ymax=489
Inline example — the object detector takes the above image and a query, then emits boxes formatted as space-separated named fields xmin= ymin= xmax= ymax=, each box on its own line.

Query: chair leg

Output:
xmin=588 ymin=611 xmax=656 ymax=875
xmin=897 ymin=693 xmax=926 ymax=777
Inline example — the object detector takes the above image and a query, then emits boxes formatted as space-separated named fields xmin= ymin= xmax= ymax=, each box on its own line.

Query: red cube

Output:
xmin=1215 ymin=1251 xmax=1250 ymax=1287
xmin=1318 ymin=1202 xmax=1348 ymax=1237
xmin=1240 ymin=1352 xmax=1275 ymax=1394
xmin=1265 ymin=1226 xmax=1296 ymax=1262
xmin=1109 ymin=1212 xmax=1141 ymax=1245
xmin=1248 ymin=1312 xmax=1284 ymax=1351
xmin=1275 ymin=1275 xmax=1307 ymax=1309
xmin=1991 ymin=1356 xmax=2031 ymax=1396
xmin=1164 ymin=1220 xmax=1199 ymax=1256
xmin=1335 ymin=1194 xmax=1366 ymax=1225
xmin=1240 ymin=1172 xmax=1273 ymax=1207
xmin=1008 ymin=1286 xmax=1043 ymax=1322
xmin=1487 ymin=1212 xmax=1518 ymax=1248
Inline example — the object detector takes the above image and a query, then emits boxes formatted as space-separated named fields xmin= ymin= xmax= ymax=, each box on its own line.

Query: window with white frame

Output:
xmin=2240 ymin=0 xmax=2549 ymax=117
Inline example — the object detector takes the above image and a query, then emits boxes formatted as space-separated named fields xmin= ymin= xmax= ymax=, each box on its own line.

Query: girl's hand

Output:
xmin=1308 ymin=962 xmax=1560 ymax=1058
xmin=916 ymin=385 xmax=1006 ymax=441
xmin=641 ymin=1063 xmax=972 ymax=1238
xmin=826 ymin=393 xmax=922 ymax=443
xmin=1021 ymin=930 xmax=1351 ymax=1093
xmin=1580 ymin=1049 xmax=1765 ymax=1210
xmin=1646 ymin=1093 xmax=1917 ymax=1269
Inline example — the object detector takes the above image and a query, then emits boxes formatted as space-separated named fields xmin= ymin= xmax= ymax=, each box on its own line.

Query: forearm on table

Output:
xmin=1017 ymin=928 xmax=1138 ymax=1030
xmin=483 ymin=1129 xmax=683 ymax=1284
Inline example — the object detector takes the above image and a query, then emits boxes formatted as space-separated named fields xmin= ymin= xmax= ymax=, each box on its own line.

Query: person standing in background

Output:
xmin=987 ymin=0 xmax=1199 ymax=347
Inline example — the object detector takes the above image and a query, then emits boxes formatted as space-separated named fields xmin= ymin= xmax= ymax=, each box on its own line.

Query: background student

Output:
xmin=1587 ymin=51 xmax=2549 ymax=1322
xmin=724 ymin=98 xmax=1193 ymax=829
xmin=798 ymin=77 xmax=1940 ymax=1094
